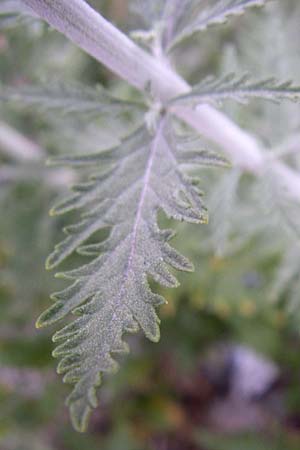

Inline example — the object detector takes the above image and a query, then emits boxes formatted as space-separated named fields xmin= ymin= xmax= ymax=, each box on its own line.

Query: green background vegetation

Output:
xmin=1 ymin=1 xmax=300 ymax=449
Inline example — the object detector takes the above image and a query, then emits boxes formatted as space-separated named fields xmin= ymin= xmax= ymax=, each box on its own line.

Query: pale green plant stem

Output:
xmin=21 ymin=0 xmax=300 ymax=198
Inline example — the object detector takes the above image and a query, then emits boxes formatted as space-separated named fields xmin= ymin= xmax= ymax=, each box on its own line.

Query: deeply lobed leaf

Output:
xmin=39 ymin=115 xmax=226 ymax=431
xmin=167 ymin=0 xmax=267 ymax=50
xmin=0 ymin=81 xmax=145 ymax=117
xmin=171 ymin=74 xmax=300 ymax=107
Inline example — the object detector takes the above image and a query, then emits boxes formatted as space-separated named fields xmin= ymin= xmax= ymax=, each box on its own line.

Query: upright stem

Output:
xmin=21 ymin=0 xmax=300 ymax=196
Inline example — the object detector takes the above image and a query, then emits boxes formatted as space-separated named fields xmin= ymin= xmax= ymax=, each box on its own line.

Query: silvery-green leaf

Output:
xmin=168 ymin=0 xmax=267 ymax=50
xmin=39 ymin=116 xmax=224 ymax=432
xmin=171 ymin=74 xmax=300 ymax=108
xmin=0 ymin=81 xmax=144 ymax=117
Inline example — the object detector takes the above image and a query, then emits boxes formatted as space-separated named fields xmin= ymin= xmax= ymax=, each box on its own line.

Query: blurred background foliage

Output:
xmin=1 ymin=0 xmax=300 ymax=449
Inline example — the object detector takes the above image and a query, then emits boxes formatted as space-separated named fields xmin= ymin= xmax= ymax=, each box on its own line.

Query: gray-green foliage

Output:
xmin=166 ymin=0 xmax=267 ymax=50
xmin=37 ymin=115 xmax=226 ymax=431
xmin=208 ymin=0 xmax=300 ymax=314
xmin=171 ymin=74 xmax=300 ymax=107
xmin=131 ymin=0 xmax=267 ymax=51
xmin=2 ymin=0 xmax=300 ymax=434
xmin=0 ymin=81 xmax=144 ymax=116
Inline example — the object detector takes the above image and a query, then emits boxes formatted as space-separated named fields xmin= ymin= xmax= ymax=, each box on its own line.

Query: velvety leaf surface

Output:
xmin=39 ymin=115 xmax=226 ymax=431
